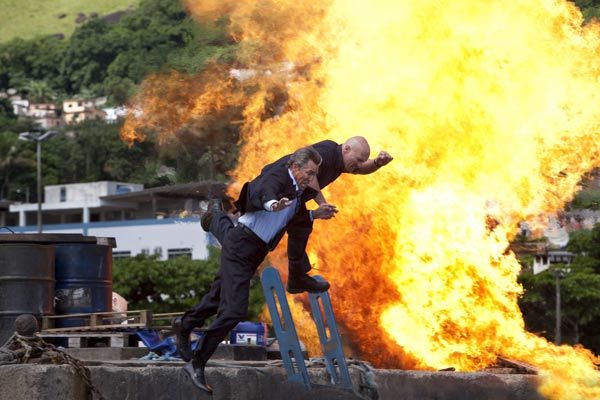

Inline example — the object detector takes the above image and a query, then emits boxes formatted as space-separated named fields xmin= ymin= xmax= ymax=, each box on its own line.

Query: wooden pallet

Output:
xmin=39 ymin=331 xmax=141 ymax=348
xmin=41 ymin=310 xmax=183 ymax=333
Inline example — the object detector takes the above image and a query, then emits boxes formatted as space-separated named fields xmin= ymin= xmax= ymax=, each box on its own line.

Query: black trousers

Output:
xmin=181 ymin=209 xmax=312 ymax=334
xmin=209 ymin=211 xmax=235 ymax=245
xmin=285 ymin=209 xmax=313 ymax=277
xmin=207 ymin=209 xmax=312 ymax=275
xmin=181 ymin=211 xmax=235 ymax=331
xmin=186 ymin=224 xmax=268 ymax=368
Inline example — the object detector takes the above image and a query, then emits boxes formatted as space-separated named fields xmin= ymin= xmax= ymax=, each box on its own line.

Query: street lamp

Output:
xmin=553 ymin=266 xmax=568 ymax=345
xmin=18 ymin=130 xmax=58 ymax=233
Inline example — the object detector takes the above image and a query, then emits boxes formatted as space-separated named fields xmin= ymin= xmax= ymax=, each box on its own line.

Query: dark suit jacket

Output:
xmin=233 ymin=159 xmax=318 ymax=251
xmin=234 ymin=141 xmax=345 ymax=274
xmin=266 ymin=141 xmax=345 ymax=275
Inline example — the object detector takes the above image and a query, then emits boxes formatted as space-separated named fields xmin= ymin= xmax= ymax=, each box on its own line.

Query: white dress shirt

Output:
xmin=238 ymin=169 xmax=301 ymax=244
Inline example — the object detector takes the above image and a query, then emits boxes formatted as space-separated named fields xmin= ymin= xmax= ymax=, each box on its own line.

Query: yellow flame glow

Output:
xmin=124 ymin=1 xmax=600 ymax=398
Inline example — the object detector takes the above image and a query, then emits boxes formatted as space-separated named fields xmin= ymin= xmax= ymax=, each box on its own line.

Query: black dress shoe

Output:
xmin=208 ymin=199 xmax=223 ymax=212
xmin=172 ymin=316 xmax=192 ymax=362
xmin=220 ymin=195 xmax=236 ymax=213
xmin=286 ymin=274 xmax=330 ymax=294
xmin=183 ymin=362 xmax=213 ymax=394
xmin=200 ymin=199 xmax=224 ymax=232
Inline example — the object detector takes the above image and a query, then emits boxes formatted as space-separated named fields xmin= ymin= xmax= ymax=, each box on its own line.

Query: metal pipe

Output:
xmin=36 ymin=140 xmax=42 ymax=233
xmin=555 ymin=269 xmax=561 ymax=345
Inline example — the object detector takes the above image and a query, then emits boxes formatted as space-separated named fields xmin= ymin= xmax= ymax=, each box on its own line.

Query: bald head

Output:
xmin=344 ymin=136 xmax=370 ymax=154
xmin=341 ymin=136 xmax=371 ymax=173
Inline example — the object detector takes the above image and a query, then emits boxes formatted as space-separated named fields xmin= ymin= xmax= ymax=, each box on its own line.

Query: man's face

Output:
xmin=342 ymin=145 xmax=369 ymax=173
xmin=291 ymin=160 xmax=319 ymax=190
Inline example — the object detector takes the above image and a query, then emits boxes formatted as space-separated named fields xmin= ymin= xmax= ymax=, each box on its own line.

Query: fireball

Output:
xmin=124 ymin=1 xmax=600 ymax=398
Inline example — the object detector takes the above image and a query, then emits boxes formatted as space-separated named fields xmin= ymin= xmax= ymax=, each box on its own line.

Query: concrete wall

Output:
xmin=374 ymin=369 xmax=542 ymax=400
xmin=0 ymin=363 xmax=543 ymax=400
xmin=45 ymin=181 xmax=143 ymax=204
xmin=89 ymin=218 xmax=209 ymax=260
xmin=0 ymin=364 xmax=89 ymax=400
xmin=7 ymin=218 xmax=210 ymax=261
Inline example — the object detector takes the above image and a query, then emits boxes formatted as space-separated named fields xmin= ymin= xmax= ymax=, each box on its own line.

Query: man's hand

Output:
xmin=271 ymin=197 xmax=293 ymax=211
xmin=355 ymin=150 xmax=394 ymax=174
xmin=313 ymin=203 xmax=338 ymax=220
xmin=374 ymin=150 xmax=393 ymax=168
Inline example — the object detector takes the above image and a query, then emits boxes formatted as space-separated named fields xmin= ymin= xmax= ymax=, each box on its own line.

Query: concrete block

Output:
xmin=0 ymin=364 xmax=89 ymax=400
xmin=88 ymin=364 xmax=363 ymax=400
xmin=64 ymin=347 xmax=149 ymax=361
xmin=0 ymin=363 xmax=543 ymax=400
xmin=212 ymin=344 xmax=267 ymax=361
xmin=374 ymin=369 xmax=543 ymax=400
xmin=266 ymin=340 xmax=309 ymax=360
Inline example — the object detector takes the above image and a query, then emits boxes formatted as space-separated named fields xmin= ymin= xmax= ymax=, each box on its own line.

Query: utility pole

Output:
xmin=18 ymin=130 xmax=58 ymax=233
xmin=555 ymin=268 xmax=561 ymax=345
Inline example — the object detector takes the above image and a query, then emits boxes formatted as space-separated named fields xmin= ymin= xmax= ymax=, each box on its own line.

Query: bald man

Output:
xmin=202 ymin=136 xmax=393 ymax=292
xmin=282 ymin=137 xmax=393 ymax=292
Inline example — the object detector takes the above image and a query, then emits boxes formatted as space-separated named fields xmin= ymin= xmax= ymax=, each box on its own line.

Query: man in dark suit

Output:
xmin=179 ymin=146 xmax=335 ymax=393
xmin=202 ymin=136 xmax=393 ymax=291
xmin=282 ymin=136 xmax=393 ymax=291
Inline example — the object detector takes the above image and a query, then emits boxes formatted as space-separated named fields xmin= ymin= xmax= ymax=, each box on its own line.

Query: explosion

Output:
xmin=123 ymin=1 xmax=600 ymax=398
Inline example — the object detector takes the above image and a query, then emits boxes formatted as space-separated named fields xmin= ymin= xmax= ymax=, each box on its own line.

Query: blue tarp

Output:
xmin=135 ymin=321 xmax=265 ymax=359
xmin=136 ymin=329 xmax=203 ymax=359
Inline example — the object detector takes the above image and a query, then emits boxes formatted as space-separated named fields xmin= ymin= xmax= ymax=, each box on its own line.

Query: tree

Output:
xmin=0 ymin=36 xmax=66 ymax=93
xmin=0 ymin=105 xmax=38 ymax=200
xmin=112 ymin=248 xmax=265 ymax=320
xmin=59 ymin=18 xmax=122 ymax=95
xmin=560 ymin=262 xmax=600 ymax=342
xmin=0 ymin=133 xmax=34 ymax=199
xmin=40 ymin=119 xmax=160 ymax=186
xmin=518 ymin=224 xmax=600 ymax=353
xmin=589 ymin=223 xmax=600 ymax=261
xmin=25 ymin=80 xmax=55 ymax=103
xmin=574 ymin=0 xmax=600 ymax=20
xmin=102 ymin=76 xmax=136 ymax=105
xmin=0 ymin=97 xmax=13 ymax=117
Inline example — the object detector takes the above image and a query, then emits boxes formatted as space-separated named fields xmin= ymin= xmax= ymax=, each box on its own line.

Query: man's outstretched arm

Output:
xmin=355 ymin=150 xmax=394 ymax=175
xmin=310 ymin=180 xmax=330 ymax=206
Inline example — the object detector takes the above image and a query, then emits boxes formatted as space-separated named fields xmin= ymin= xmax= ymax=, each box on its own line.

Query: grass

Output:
xmin=0 ymin=0 xmax=140 ymax=43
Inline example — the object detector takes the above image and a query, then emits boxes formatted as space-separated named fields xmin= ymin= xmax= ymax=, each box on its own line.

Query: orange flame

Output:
xmin=124 ymin=0 xmax=600 ymax=398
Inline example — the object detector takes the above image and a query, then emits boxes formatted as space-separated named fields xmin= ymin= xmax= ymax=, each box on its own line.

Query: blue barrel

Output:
xmin=54 ymin=244 xmax=112 ymax=328
xmin=0 ymin=244 xmax=54 ymax=343
xmin=229 ymin=321 xmax=267 ymax=345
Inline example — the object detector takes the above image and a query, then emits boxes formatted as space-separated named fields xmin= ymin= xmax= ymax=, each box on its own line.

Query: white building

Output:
xmin=62 ymin=98 xmax=106 ymax=125
xmin=102 ymin=106 xmax=127 ymax=123
xmin=10 ymin=98 xmax=29 ymax=116
xmin=8 ymin=181 xmax=225 ymax=260
xmin=10 ymin=181 xmax=144 ymax=226
xmin=26 ymin=102 xmax=63 ymax=129
xmin=532 ymin=249 xmax=575 ymax=275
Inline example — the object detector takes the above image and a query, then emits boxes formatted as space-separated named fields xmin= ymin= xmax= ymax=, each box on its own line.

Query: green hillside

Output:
xmin=0 ymin=0 xmax=140 ymax=43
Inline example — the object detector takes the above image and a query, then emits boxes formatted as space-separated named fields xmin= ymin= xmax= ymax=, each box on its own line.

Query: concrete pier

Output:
xmin=0 ymin=361 xmax=543 ymax=400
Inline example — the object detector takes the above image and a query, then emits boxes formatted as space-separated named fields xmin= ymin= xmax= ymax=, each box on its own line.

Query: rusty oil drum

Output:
xmin=0 ymin=244 xmax=55 ymax=344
